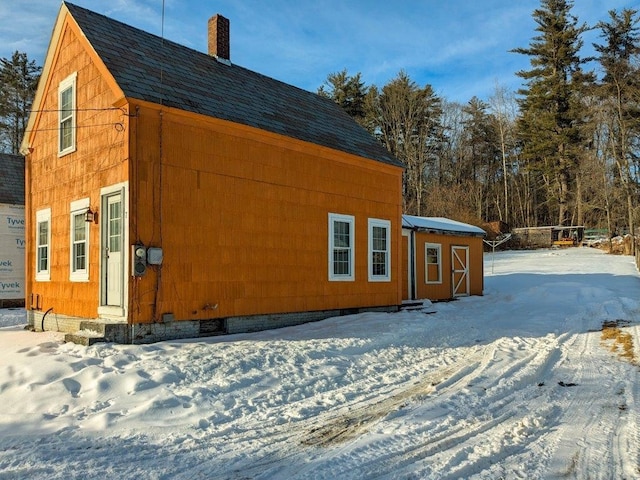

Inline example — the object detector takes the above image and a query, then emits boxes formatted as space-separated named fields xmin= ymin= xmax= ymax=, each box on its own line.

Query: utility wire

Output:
xmin=23 ymin=122 xmax=125 ymax=134
xmin=27 ymin=107 xmax=126 ymax=114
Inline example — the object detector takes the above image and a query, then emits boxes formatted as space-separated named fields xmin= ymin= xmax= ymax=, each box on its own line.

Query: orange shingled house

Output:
xmin=21 ymin=3 xmax=405 ymax=344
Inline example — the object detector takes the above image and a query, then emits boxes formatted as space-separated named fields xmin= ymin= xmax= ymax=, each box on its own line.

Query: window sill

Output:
xmin=58 ymin=146 xmax=76 ymax=157
xmin=70 ymin=275 xmax=89 ymax=282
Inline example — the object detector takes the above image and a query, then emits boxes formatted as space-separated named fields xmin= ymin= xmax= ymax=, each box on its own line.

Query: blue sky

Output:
xmin=1 ymin=0 xmax=638 ymax=103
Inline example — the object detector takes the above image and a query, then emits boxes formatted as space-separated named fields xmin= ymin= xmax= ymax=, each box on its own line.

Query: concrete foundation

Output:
xmin=28 ymin=305 xmax=400 ymax=345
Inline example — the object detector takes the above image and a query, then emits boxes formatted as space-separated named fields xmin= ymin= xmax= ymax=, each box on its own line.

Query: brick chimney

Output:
xmin=208 ymin=14 xmax=230 ymax=62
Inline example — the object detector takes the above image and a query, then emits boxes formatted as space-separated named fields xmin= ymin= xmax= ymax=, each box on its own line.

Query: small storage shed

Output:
xmin=402 ymin=215 xmax=485 ymax=301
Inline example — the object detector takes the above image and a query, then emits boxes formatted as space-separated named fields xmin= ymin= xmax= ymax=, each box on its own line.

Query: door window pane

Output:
xmin=109 ymin=200 xmax=122 ymax=253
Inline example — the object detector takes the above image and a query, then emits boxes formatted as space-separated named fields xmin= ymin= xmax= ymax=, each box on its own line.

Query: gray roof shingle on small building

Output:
xmin=64 ymin=3 xmax=403 ymax=169
xmin=0 ymin=153 xmax=25 ymax=205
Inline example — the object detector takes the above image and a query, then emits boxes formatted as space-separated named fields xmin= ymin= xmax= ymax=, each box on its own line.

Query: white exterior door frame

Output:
xmin=98 ymin=182 xmax=128 ymax=320
xmin=402 ymin=230 xmax=413 ymax=300
xmin=451 ymin=245 xmax=469 ymax=297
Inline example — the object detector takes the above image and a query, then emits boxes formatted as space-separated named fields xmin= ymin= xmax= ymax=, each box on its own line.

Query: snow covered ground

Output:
xmin=1 ymin=247 xmax=639 ymax=479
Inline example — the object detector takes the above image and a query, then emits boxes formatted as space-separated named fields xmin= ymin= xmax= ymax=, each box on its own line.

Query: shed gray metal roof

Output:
xmin=64 ymin=3 xmax=403 ymax=169
xmin=0 ymin=153 xmax=25 ymax=205
xmin=402 ymin=215 xmax=486 ymax=237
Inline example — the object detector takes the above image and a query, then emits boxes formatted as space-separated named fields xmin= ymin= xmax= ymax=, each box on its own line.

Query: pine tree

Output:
xmin=594 ymin=9 xmax=640 ymax=251
xmin=0 ymin=51 xmax=41 ymax=154
xmin=318 ymin=69 xmax=367 ymax=124
xmin=513 ymin=0 xmax=593 ymax=226
xmin=377 ymin=71 xmax=443 ymax=215
xmin=320 ymin=70 xmax=444 ymax=215
xmin=461 ymin=97 xmax=501 ymax=220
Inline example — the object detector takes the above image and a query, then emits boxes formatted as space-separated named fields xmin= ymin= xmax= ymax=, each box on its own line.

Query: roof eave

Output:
xmin=403 ymin=226 xmax=486 ymax=238
xmin=21 ymin=2 xmax=126 ymax=155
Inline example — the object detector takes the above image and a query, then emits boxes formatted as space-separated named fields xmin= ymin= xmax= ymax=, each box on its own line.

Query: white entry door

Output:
xmin=104 ymin=192 xmax=123 ymax=307
xmin=451 ymin=245 xmax=469 ymax=297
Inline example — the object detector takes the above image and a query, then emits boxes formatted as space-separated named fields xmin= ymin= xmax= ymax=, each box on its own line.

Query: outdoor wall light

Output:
xmin=85 ymin=207 xmax=95 ymax=223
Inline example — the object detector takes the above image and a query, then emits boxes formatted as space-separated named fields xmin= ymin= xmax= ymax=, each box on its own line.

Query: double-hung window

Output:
xmin=425 ymin=243 xmax=442 ymax=284
xmin=58 ymin=72 xmax=77 ymax=155
xmin=35 ymin=208 xmax=51 ymax=281
xmin=70 ymin=199 xmax=89 ymax=281
xmin=368 ymin=218 xmax=391 ymax=281
xmin=329 ymin=213 xmax=355 ymax=281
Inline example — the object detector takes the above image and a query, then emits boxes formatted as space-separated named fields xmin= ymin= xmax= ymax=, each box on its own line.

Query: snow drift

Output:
xmin=0 ymin=247 xmax=639 ymax=479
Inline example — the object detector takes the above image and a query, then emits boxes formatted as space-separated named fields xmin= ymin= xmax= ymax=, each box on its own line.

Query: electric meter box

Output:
xmin=147 ymin=247 xmax=163 ymax=265
xmin=132 ymin=245 xmax=147 ymax=276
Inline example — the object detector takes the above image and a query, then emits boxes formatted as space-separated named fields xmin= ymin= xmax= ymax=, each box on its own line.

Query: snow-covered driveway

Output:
xmin=1 ymin=247 xmax=639 ymax=479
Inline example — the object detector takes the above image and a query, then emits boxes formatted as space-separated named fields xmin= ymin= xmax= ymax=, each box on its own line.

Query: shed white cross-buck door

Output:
xmin=451 ymin=245 xmax=469 ymax=297
xmin=103 ymin=191 xmax=123 ymax=307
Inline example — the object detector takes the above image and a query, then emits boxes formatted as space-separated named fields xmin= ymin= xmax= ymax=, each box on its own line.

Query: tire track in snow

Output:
xmin=424 ymin=335 xmax=571 ymax=480
xmin=185 ymin=346 xmax=491 ymax=480
xmin=300 ymin=345 xmax=489 ymax=448
xmin=544 ymin=327 xmax=635 ymax=479
xmin=356 ymin=336 xmax=567 ymax=480
xmin=165 ymin=345 xmax=490 ymax=479
xmin=596 ymin=323 xmax=640 ymax=480
xmin=284 ymin=332 xmax=561 ymax=478
xmin=616 ymin=354 xmax=640 ymax=480
xmin=282 ymin=335 xmax=567 ymax=480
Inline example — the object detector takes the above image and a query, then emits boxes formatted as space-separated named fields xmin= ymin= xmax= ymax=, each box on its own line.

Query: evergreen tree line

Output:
xmin=319 ymin=0 xmax=640 ymax=239
xmin=2 ymin=1 xmax=638 ymax=240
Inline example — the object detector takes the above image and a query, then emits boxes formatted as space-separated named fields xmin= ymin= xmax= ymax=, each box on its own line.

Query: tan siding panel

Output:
xmin=129 ymin=104 xmax=403 ymax=322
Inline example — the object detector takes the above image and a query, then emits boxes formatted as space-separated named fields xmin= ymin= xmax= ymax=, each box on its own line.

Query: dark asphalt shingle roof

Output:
xmin=64 ymin=3 xmax=402 ymax=168
xmin=0 ymin=153 xmax=25 ymax=205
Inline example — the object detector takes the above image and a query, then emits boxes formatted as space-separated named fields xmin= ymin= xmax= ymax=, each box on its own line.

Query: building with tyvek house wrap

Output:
xmin=0 ymin=153 xmax=25 ymax=307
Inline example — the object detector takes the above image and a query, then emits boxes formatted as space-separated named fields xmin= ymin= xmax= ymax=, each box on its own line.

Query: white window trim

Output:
xmin=368 ymin=218 xmax=391 ymax=282
xmin=35 ymin=208 xmax=51 ymax=282
xmin=69 ymin=198 xmax=90 ymax=282
xmin=425 ymin=243 xmax=442 ymax=284
xmin=58 ymin=72 xmax=77 ymax=156
xmin=328 ymin=213 xmax=355 ymax=281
